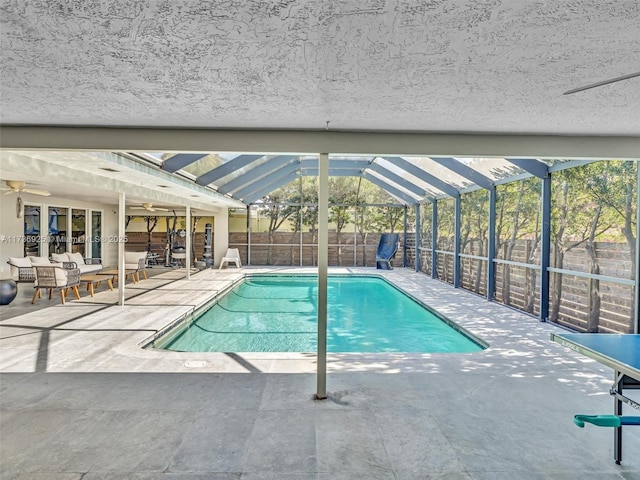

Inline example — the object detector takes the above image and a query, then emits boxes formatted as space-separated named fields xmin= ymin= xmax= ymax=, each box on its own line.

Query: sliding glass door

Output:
xmin=91 ymin=210 xmax=102 ymax=259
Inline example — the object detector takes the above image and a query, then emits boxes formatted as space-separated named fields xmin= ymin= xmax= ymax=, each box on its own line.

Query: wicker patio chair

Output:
xmin=125 ymin=251 xmax=148 ymax=281
xmin=31 ymin=265 xmax=81 ymax=305
xmin=6 ymin=258 xmax=36 ymax=282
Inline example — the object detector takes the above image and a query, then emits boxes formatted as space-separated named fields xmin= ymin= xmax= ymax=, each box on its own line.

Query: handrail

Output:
xmin=548 ymin=267 xmax=635 ymax=286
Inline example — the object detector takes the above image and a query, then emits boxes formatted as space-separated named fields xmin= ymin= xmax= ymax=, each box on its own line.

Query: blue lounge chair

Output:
xmin=376 ymin=233 xmax=399 ymax=270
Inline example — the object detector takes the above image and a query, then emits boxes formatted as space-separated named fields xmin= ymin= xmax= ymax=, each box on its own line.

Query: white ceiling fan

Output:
xmin=130 ymin=202 xmax=170 ymax=212
xmin=1 ymin=180 xmax=51 ymax=196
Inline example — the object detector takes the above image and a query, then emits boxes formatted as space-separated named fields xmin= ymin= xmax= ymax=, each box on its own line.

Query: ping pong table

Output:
xmin=551 ymin=333 xmax=640 ymax=464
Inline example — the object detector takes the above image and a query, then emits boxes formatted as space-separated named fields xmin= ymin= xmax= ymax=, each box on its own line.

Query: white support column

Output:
xmin=316 ymin=152 xmax=329 ymax=400
xmin=117 ymin=192 xmax=126 ymax=306
xmin=85 ymin=209 xmax=92 ymax=258
xmin=186 ymin=206 xmax=191 ymax=279
xmin=213 ymin=209 xmax=229 ymax=268
xmin=66 ymin=208 xmax=72 ymax=253
xmin=41 ymin=206 xmax=48 ymax=258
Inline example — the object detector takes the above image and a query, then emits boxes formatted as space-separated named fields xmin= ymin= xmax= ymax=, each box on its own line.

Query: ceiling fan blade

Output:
xmin=563 ymin=71 xmax=640 ymax=95
xmin=155 ymin=207 xmax=170 ymax=211
xmin=23 ymin=188 xmax=51 ymax=196
xmin=2 ymin=190 xmax=14 ymax=195
xmin=130 ymin=206 xmax=145 ymax=210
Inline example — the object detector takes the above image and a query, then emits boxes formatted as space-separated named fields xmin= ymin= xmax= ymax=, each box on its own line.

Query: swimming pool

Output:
xmin=154 ymin=275 xmax=485 ymax=353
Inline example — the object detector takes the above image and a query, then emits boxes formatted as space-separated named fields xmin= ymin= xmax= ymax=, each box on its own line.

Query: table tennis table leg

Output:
xmin=614 ymin=369 xmax=622 ymax=465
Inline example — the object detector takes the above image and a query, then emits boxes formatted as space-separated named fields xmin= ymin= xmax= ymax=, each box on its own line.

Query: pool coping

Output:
xmin=1 ymin=265 xmax=565 ymax=374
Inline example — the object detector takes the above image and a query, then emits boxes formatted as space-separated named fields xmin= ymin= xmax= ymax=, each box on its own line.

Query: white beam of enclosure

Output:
xmin=316 ymin=152 xmax=328 ymax=400
xmin=186 ymin=206 xmax=191 ymax=280
xmin=118 ymin=192 xmax=126 ymax=306
xmin=4 ymin=127 xmax=640 ymax=160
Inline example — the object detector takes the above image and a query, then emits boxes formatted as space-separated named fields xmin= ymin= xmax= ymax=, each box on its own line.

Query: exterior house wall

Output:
xmin=0 ymin=193 xmax=119 ymax=275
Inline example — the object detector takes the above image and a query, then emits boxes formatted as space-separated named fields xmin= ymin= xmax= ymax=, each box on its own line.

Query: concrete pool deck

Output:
xmin=1 ymin=266 xmax=639 ymax=478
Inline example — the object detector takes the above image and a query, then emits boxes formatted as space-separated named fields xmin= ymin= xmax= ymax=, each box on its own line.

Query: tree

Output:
xmin=556 ymin=161 xmax=636 ymax=331
xmin=380 ymin=206 xmax=405 ymax=233
xmin=260 ymin=181 xmax=302 ymax=265
xmin=328 ymin=177 xmax=357 ymax=266
xmin=549 ymin=164 xmax=615 ymax=330
xmin=354 ymin=180 xmax=390 ymax=266
xmin=495 ymin=178 xmax=540 ymax=306
xmin=420 ymin=203 xmax=433 ymax=274
xmin=576 ymin=161 xmax=636 ymax=267
xmin=190 ymin=215 xmax=199 ymax=261
xmin=297 ymin=178 xmax=319 ymax=265
xmin=143 ymin=216 xmax=158 ymax=253
xmin=460 ymin=189 xmax=489 ymax=293
xmin=436 ymin=198 xmax=456 ymax=282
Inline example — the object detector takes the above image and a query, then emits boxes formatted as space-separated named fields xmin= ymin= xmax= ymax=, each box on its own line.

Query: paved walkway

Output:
xmin=1 ymin=267 xmax=638 ymax=479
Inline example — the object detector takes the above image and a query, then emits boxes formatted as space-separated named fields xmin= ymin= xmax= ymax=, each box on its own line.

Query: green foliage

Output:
xmin=261 ymin=179 xmax=304 ymax=236
xmin=257 ymin=175 xmax=408 ymax=235
xmin=496 ymin=177 xmax=541 ymax=260
xmin=549 ymin=160 xmax=637 ymax=328
xmin=551 ymin=161 xmax=636 ymax=246
xmin=436 ymin=198 xmax=456 ymax=250
xmin=328 ymin=177 xmax=356 ymax=234
xmin=420 ymin=203 xmax=433 ymax=249
xmin=460 ymin=189 xmax=489 ymax=255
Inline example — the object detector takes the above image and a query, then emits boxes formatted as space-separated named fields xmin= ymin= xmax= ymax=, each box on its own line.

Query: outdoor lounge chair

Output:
xmin=125 ymin=251 xmax=148 ymax=281
xmin=376 ymin=233 xmax=399 ymax=270
xmin=32 ymin=265 xmax=81 ymax=305
xmin=219 ymin=248 xmax=242 ymax=270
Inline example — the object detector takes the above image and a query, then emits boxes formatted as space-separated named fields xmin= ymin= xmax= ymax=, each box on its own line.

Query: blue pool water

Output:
xmin=158 ymin=276 xmax=484 ymax=353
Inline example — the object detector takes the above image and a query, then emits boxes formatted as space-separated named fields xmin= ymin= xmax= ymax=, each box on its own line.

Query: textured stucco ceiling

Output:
xmin=1 ymin=1 xmax=639 ymax=136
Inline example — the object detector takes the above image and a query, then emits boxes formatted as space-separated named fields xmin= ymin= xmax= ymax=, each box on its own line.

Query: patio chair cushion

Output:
xmin=28 ymin=255 xmax=52 ymax=266
xmin=51 ymin=252 xmax=69 ymax=263
xmin=67 ymin=252 xmax=86 ymax=266
xmin=51 ymin=252 xmax=101 ymax=274
xmin=8 ymin=256 xmax=31 ymax=268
